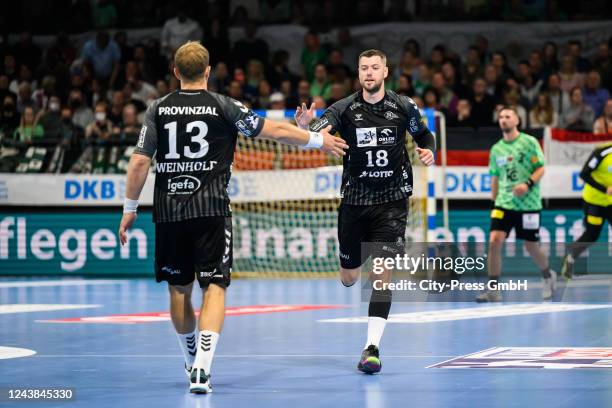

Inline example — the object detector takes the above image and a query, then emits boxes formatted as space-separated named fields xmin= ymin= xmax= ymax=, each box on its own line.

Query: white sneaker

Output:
xmin=542 ymin=270 xmax=557 ymax=300
xmin=475 ymin=290 xmax=502 ymax=302
xmin=189 ymin=367 xmax=213 ymax=394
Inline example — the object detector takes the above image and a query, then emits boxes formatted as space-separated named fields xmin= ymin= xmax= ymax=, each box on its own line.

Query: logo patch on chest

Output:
xmin=356 ymin=126 xmax=398 ymax=147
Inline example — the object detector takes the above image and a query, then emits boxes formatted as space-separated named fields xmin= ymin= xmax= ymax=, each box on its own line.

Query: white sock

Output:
xmin=365 ymin=317 xmax=387 ymax=349
xmin=193 ymin=330 xmax=220 ymax=374
xmin=177 ymin=329 xmax=197 ymax=369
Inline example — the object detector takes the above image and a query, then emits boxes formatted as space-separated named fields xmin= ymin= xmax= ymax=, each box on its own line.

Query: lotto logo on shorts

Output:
xmin=429 ymin=347 xmax=612 ymax=369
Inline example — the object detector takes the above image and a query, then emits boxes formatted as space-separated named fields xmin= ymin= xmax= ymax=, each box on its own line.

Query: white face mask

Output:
xmin=49 ymin=102 xmax=60 ymax=112
xmin=95 ymin=112 xmax=106 ymax=122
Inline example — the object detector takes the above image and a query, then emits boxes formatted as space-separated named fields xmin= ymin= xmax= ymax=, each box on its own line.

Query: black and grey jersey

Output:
xmin=309 ymin=90 xmax=435 ymax=205
xmin=133 ymin=89 xmax=265 ymax=222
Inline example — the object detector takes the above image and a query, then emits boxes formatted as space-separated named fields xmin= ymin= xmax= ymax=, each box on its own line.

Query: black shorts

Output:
xmin=583 ymin=201 xmax=612 ymax=227
xmin=338 ymin=199 xmax=408 ymax=269
xmin=490 ymin=207 xmax=541 ymax=242
xmin=155 ymin=217 xmax=232 ymax=288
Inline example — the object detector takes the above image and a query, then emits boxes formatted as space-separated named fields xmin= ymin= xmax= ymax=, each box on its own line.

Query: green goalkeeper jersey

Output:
xmin=489 ymin=132 xmax=545 ymax=211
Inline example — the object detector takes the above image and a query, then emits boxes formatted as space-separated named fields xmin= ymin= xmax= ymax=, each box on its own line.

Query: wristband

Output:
xmin=526 ymin=178 xmax=535 ymax=189
xmin=123 ymin=198 xmax=139 ymax=213
xmin=304 ymin=131 xmax=324 ymax=149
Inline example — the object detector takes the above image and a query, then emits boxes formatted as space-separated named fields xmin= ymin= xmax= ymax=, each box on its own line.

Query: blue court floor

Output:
xmin=0 ymin=276 xmax=611 ymax=408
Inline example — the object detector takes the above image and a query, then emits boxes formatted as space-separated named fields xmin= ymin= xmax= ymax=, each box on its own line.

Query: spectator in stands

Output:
xmin=491 ymin=51 xmax=514 ymax=81
xmin=0 ymin=75 xmax=16 ymax=105
xmin=227 ymin=80 xmax=245 ymax=102
xmin=123 ymin=61 xmax=157 ymax=105
xmin=81 ymin=31 xmax=120 ymax=88
xmin=423 ymin=87 xmax=444 ymax=112
xmin=297 ymin=79 xmax=311 ymax=106
xmin=593 ymin=99 xmax=612 ymax=134
xmin=301 ymin=31 xmax=328 ymax=82
xmin=310 ymin=64 xmax=331 ymax=101
xmin=32 ymin=76 xmax=57 ymax=112
xmin=156 ymin=80 xmax=169 ymax=98
xmin=45 ymin=32 xmax=77 ymax=73
xmin=312 ymin=95 xmax=326 ymax=110
xmin=442 ymin=61 xmax=470 ymax=99
xmin=327 ymin=82 xmax=347 ymax=105
xmin=431 ymin=72 xmax=458 ymax=116
xmin=3 ymin=55 xmax=17 ymax=83
xmin=269 ymin=92 xmax=286 ymax=110
xmin=559 ymin=55 xmax=584 ymax=92
xmin=567 ymin=40 xmax=590 ymax=73
xmin=484 ymin=64 xmax=503 ymax=102
xmin=395 ymin=50 xmax=420 ymax=83
xmin=114 ymin=31 xmax=132 ymax=65
xmin=114 ymin=103 xmax=140 ymax=143
xmin=232 ymin=21 xmax=270 ymax=68
xmin=36 ymin=95 xmax=63 ymax=141
xmin=255 ymin=80 xmax=272 ymax=109
xmin=396 ymin=73 xmax=415 ymax=97
xmin=413 ymin=63 xmax=431 ymax=96
xmin=92 ymin=0 xmax=118 ymax=29
xmin=267 ymin=50 xmax=297 ymax=90
xmin=69 ymin=89 xmax=94 ymax=130
xmin=528 ymin=50 xmax=545 ymax=82
xmin=204 ymin=17 xmax=230 ymax=66
xmin=0 ymin=95 xmax=19 ymax=138
xmin=85 ymin=101 xmax=113 ymax=142
xmin=246 ymin=60 xmax=266 ymax=90
xmin=592 ymin=42 xmax=611 ymax=92
xmin=447 ymin=99 xmax=476 ymax=128
xmin=529 ymin=92 xmax=559 ymax=128
xmin=469 ymin=77 xmax=495 ymax=127
xmin=546 ymin=73 xmax=570 ymax=117
xmin=13 ymin=105 xmax=43 ymax=143
xmin=542 ymin=41 xmax=559 ymax=78
xmin=209 ymin=62 xmax=230 ymax=94
xmin=108 ymin=90 xmax=125 ymax=126
xmin=429 ymin=44 xmax=446 ymax=72
xmin=517 ymin=60 xmax=542 ymax=104
xmin=327 ymin=49 xmax=352 ymax=89
xmin=16 ymin=82 xmax=33 ymax=114
xmin=463 ymin=46 xmax=484 ymax=86
xmin=559 ymin=87 xmax=595 ymax=131
xmin=160 ymin=7 xmax=203 ymax=60
xmin=583 ymin=70 xmax=609 ymax=117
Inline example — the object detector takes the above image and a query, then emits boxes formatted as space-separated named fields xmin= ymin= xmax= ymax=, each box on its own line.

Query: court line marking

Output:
xmin=319 ymin=303 xmax=612 ymax=324
xmin=0 ymin=304 xmax=101 ymax=314
xmin=0 ymin=279 xmax=127 ymax=288
xmin=34 ymin=354 xmax=454 ymax=358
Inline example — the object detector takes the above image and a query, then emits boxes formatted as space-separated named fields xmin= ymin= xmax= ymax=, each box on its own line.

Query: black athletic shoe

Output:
xmin=189 ymin=367 xmax=212 ymax=394
xmin=357 ymin=345 xmax=382 ymax=374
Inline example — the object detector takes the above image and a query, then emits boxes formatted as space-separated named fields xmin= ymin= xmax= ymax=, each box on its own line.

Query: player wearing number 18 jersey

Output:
xmin=118 ymin=41 xmax=347 ymax=394
xmin=295 ymin=49 xmax=435 ymax=374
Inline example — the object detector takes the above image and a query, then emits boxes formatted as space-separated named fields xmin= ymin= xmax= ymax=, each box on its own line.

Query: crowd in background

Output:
xmin=1 ymin=0 xmax=612 ymax=173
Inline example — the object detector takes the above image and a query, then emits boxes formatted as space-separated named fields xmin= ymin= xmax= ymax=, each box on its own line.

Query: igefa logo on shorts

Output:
xmin=167 ymin=175 xmax=201 ymax=195
xmin=356 ymin=128 xmax=377 ymax=147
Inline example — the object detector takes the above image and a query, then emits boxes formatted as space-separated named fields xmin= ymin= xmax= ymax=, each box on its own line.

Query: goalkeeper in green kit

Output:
xmin=476 ymin=106 xmax=556 ymax=302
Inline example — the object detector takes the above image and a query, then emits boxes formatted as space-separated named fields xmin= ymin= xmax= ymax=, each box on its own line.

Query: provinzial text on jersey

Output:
xmin=156 ymin=161 xmax=218 ymax=173
xmin=158 ymin=106 xmax=219 ymax=116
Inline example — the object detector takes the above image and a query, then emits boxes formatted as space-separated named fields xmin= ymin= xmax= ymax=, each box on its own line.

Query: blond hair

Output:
xmin=174 ymin=41 xmax=209 ymax=82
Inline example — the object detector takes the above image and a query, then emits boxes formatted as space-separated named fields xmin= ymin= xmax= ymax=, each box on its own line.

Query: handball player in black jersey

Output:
xmin=118 ymin=41 xmax=347 ymax=393
xmin=295 ymin=49 xmax=435 ymax=374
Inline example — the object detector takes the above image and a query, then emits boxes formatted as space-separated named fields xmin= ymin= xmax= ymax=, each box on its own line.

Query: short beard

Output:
xmin=363 ymin=81 xmax=382 ymax=94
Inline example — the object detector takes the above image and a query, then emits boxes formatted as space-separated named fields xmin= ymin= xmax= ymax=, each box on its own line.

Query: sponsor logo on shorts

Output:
xmin=167 ymin=175 xmax=201 ymax=195
xmin=429 ymin=347 xmax=612 ymax=369
xmin=339 ymin=252 xmax=350 ymax=260
xmin=161 ymin=266 xmax=181 ymax=275
xmin=199 ymin=270 xmax=217 ymax=278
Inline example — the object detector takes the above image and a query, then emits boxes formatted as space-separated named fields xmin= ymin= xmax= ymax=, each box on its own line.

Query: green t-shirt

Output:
xmin=489 ymin=132 xmax=545 ymax=211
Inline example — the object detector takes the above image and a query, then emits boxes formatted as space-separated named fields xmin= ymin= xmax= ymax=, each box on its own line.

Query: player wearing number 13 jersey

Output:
xmin=118 ymin=41 xmax=347 ymax=394
xmin=295 ymin=49 xmax=435 ymax=375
